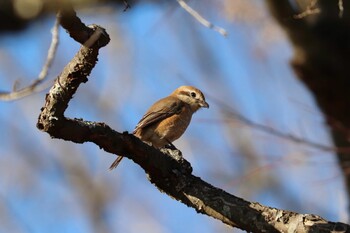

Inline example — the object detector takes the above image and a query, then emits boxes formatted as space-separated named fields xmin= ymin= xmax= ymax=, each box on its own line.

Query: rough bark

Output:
xmin=266 ymin=0 xmax=350 ymax=209
xmin=35 ymin=4 xmax=350 ymax=233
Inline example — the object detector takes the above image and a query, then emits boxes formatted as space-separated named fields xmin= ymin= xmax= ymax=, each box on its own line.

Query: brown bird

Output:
xmin=109 ymin=85 xmax=209 ymax=170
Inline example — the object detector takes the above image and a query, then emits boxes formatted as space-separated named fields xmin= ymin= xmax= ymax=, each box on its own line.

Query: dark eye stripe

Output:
xmin=178 ymin=89 xmax=205 ymax=100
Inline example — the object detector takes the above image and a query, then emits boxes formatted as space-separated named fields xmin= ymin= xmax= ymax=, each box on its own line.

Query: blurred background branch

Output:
xmin=267 ymin=0 xmax=350 ymax=209
xmin=0 ymin=18 xmax=59 ymax=100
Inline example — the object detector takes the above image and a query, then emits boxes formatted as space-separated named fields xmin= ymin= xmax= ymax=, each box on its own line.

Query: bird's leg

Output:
xmin=164 ymin=141 xmax=177 ymax=150
xmin=163 ymin=138 xmax=178 ymax=150
xmin=161 ymin=139 xmax=183 ymax=161
xmin=160 ymin=144 xmax=189 ymax=172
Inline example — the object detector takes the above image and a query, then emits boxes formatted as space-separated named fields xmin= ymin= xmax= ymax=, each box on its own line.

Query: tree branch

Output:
xmin=207 ymin=93 xmax=350 ymax=154
xmin=265 ymin=0 xmax=310 ymax=44
xmin=176 ymin=0 xmax=227 ymax=37
xmin=36 ymin=5 xmax=350 ymax=233
xmin=293 ymin=0 xmax=321 ymax=19
xmin=0 ymin=17 xmax=59 ymax=101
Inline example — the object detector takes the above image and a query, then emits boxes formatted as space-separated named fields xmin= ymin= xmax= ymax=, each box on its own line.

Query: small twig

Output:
xmin=0 ymin=17 xmax=60 ymax=101
xmin=224 ymin=112 xmax=350 ymax=153
xmin=84 ymin=25 xmax=108 ymax=48
xmin=123 ymin=0 xmax=131 ymax=12
xmin=205 ymin=93 xmax=350 ymax=154
xmin=35 ymin=4 xmax=350 ymax=232
xmin=293 ymin=0 xmax=320 ymax=19
xmin=338 ymin=0 xmax=344 ymax=17
xmin=176 ymin=0 xmax=227 ymax=37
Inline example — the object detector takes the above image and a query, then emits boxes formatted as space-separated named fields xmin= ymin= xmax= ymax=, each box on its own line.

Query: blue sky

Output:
xmin=0 ymin=2 xmax=347 ymax=232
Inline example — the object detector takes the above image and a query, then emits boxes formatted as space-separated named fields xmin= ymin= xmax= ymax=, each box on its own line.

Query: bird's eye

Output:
xmin=190 ymin=92 xmax=196 ymax=98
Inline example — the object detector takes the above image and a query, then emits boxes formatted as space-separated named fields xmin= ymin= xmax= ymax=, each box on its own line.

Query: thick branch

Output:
xmin=36 ymin=6 xmax=350 ymax=233
xmin=37 ymin=77 xmax=350 ymax=232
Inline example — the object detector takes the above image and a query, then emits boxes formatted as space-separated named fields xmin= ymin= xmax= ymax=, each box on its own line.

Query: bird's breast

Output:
xmin=155 ymin=104 xmax=192 ymax=143
xmin=135 ymin=104 xmax=194 ymax=147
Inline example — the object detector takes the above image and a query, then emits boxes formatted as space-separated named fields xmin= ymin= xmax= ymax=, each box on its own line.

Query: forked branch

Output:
xmin=36 ymin=5 xmax=349 ymax=233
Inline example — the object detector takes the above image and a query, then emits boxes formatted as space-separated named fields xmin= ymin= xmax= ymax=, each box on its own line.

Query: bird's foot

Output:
xmin=160 ymin=146 xmax=183 ymax=160
xmin=164 ymin=142 xmax=177 ymax=150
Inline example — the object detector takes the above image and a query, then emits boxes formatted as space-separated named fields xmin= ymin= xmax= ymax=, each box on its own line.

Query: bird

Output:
xmin=109 ymin=85 xmax=209 ymax=170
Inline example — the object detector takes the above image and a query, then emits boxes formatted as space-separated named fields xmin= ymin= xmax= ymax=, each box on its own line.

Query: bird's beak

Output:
xmin=200 ymin=101 xmax=209 ymax=108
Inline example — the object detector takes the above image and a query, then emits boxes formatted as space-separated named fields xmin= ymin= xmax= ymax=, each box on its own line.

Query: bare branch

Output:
xmin=36 ymin=36 xmax=350 ymax=230
xmin=176 ymin=0 xmax=227 ymax=37
xmin=206 ymin=93 xmax=350 ymax=154
xmin=293 ymin=0 xmax=320 ymax=19
xmin=0 ymin=17 xmax=60 ymax=101
xmin=35 ymin=3 xmax=350 ymax=233
xmin=338 ymin=0 xmax=344 ymax=17
xmin=39 ymin=18 xmax=60 ymax=83
xmin=123 ymin=0 xmax=131 ymax=11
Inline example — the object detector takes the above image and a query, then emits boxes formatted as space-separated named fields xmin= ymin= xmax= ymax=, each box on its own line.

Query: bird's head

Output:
xmin=172 ymin=86 xmax=209 ymax=112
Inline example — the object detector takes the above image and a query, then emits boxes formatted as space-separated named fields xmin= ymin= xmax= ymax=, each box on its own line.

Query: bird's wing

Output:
xmin=133 ymin=96 xmax=184 ymax=133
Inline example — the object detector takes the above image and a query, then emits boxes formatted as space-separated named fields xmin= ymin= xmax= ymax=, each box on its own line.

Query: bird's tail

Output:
xmin=109 ymin=156 xmax=124 ymax=170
